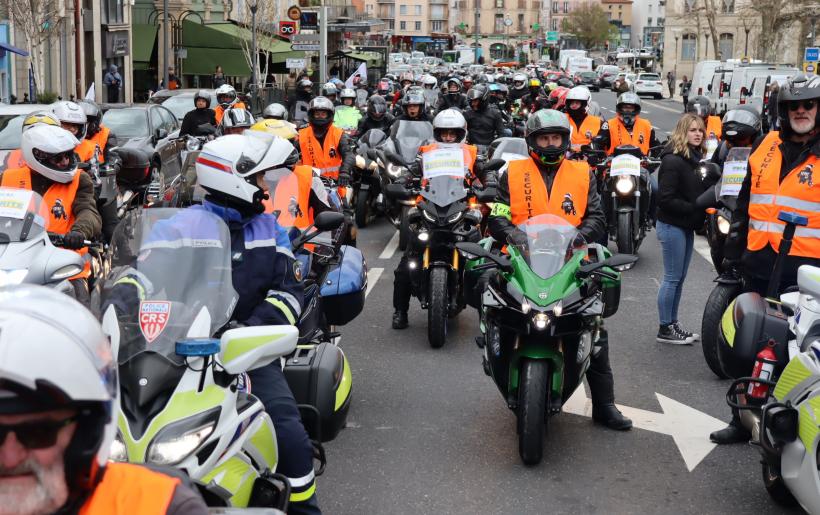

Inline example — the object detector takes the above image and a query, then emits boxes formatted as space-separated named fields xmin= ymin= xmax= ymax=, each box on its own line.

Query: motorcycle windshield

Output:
xmin=0 ymin=188 xmax=46 ymax=242
xmin=106 ymin=208 xmax=238 ymax=365
xmin=490 ymin=137 xmax=529 ymax=162
xmin=514 ymin=214 xmax=587 ymax=280
xmin=423 ymin=90 xmax=439 ymax=108
xmin=393 ymin=121 xmax=434 ymax=164
xmin=355 ymin=89 xmax=369 ymax=108
xmin=360 ymin=129 xmax=387 ymax=150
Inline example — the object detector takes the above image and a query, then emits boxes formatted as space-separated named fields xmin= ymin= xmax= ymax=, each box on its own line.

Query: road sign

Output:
xmin=279 ymin=21 xmax=297 ymax=38
xmin=805 ymin=47 xmax=820 ymax=62
xmin=292 ymin=44 xmax=320 ymax=51
xmin=286 ymin=58 xmax=307 ymax=69
xmin=287 ymin=5 xmax=301 ymax=21
xmin=804 ymin=62 xmax=817 ymax=74
xmin=546 ymin=31 xmax=559 ymax=43
xmin=292 ymin=34 xmax=320 ymax=43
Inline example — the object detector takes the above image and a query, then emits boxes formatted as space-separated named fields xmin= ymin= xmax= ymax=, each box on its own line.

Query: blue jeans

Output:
xmin=656 ymin=221 xmax=694 ymax=326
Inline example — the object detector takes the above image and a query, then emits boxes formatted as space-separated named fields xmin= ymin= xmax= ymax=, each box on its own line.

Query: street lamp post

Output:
xmin=673 ymin=29 xmax=680 ymax=77
xmin=163 ymin=0 xmax=169 ymax=90
xmin=744 ymin=27 xmax=750 ymax=56
xmin=474 ymin=0 xmax=480 ymax=63
xmin=704 ymin=33 xmax=709 ymax=59
xmin=250 ymin=0 xmax=258 ymax=106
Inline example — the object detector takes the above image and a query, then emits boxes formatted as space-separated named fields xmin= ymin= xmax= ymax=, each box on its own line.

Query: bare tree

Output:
xmin=238 ymin=0 xmax=280 ymax=91
xmin=742 ymin=0 xmax=819 ymax=62
xmin=6 ymin=0 xmax=61 ymax=95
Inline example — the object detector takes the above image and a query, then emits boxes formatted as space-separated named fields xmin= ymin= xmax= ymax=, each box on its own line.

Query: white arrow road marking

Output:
xmin=366 ymin=267 xmax=384 ymax=298
xmin=379 ymin=231 xmax=400 ymax=260
xmin=563 ymin=386 xmax=726 ymax=472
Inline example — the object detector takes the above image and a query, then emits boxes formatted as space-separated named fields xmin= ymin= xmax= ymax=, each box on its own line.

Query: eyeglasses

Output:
xmin=788 ymin=99 xmax=817 ymax=111
xmin=0 ymin=416 xmax=76 ymax=450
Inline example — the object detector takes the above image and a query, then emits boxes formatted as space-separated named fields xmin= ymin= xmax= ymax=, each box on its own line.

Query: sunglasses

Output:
xmin=0 ymin=416 xmax=76 ymax=450
xmin=788 ymin=100 xmax=817 ymax=111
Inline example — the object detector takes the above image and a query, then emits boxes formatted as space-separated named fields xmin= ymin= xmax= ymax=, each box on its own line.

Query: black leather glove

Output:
xmin=506 ymin=230 xmax=528 ymax=249
xmin=338 ymin=173 xmax=350 ymax=187
xmin=62 ymin=231 xmax=86 ymax=250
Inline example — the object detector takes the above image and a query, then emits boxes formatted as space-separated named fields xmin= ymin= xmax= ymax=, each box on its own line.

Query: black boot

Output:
xmin=392 ymin=257 xmax=412 ymax=330
xmin=392 ymin=310 xmax=408 ymax=329
xmin=710 ymin=414 xmax=751 ymax=444
xmin=587 ymin=328 xmax=632 ymax=431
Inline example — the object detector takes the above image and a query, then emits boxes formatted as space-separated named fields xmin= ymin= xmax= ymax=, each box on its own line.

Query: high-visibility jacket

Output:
xmin=606 ymin=116 xmax=652 ymax=155
xmin=298 ymin=125 xmax=344 ymax=180
xmin=3 ymin=149 xmax=24 ymax=170
xmin=0 ymin=166 xmax=90 ymax=277
xmin=215 ymin=101 xmax=248 ymax=124
xmin=568 ymin=114 xmax=602 ymax=148
xmin=75 ymin=139 xmax=98 ymax=163
xmin=88 ymin=126 xmax=111 ymax=163
xmin=747 ymin=130 xmax=820 ymax=258
xmin=265 ymin=165 xmax=314 ymax=229
xmin=79 ymin=462 xmax=179 ymax=515
xmin=706 ymin=115 xmax=722 ymax=140
xmin=507 ymin=157 xmax=590 ymax=226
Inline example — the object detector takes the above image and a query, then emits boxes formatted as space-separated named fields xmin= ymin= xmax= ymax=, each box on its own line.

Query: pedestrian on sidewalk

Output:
xmin=680 ymin=76 xmax=691 ymax=112
xmin=666 ymin=70 xmax=676 ymax=99
xmin=103 ymin=64 xmax=122 ymax=103
xmin=655 ymin=113 xmax=709 ymax=345
xmin=213 ymin=65 xmax=226 ymax=88
xmin=766 ymin=81 xmax=780 ymax=131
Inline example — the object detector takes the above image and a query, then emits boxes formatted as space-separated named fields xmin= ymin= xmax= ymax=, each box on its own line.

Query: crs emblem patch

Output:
xmin=139 ymin=301 xmax=171 ymax=343
xmin=293 ymin=260 xmax=303 ymax=282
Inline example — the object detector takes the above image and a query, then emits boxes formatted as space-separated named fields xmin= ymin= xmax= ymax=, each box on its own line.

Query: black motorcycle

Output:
xmin=352 ymin=129 xmax=388 ymax=228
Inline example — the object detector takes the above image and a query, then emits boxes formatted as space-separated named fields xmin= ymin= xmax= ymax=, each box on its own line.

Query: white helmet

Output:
xmin=215 ymin=84 xmax=238 ymax=108
xmin=196 ymin=131 xmax=298 ymax=214
xmin=21 ymin=111 xmax=61 ymax=132
xmin=513 ymin=73 xmax=528 ymax=90
xmin=433 ymin=108 xmax=467 ymax=143
xmin=52 ymin=100 xmax=88 ymax=139
xmin=221 ymin=108 xmax=255 ymax=133
xmin=262 ymin=103 xmax=288 ymax=120
xmin=566 ymin=86 xmax=592 ymax=103
xmin=21 ymin=124 xmax=79 ymax=183
xmin=339 ymin=88 xmax=356 ymax=105
xmin=423 ymin=75 xmax=438 ymax=89
xmin=0 ymin=285 xmax=117 ymax=500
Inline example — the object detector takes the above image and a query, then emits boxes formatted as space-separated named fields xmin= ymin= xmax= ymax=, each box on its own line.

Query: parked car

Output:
xmin=597 ymin=65 xmax=620 ymax=89
xmin=101 ymin=104 xmax=185 ymax=204
xmin=0 ymin=104 xmax=53 ymax=171
xmin=574 ymin=71 xmax=600 ymax=91
xmin=148 ymin=88 xmax=217 ymax=121
xmin=633 ymin=72 xmax=663 ymax=98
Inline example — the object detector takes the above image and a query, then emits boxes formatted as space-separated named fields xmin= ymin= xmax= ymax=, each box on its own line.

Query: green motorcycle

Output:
xmin=458 ymin=214 xmax=635 ymax=465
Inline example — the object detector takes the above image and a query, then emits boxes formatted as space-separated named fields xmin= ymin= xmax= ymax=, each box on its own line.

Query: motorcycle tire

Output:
xmin=616 ymin=211 xmax=635 ymax=255
xmin=355 ymin=190 xmax=369 ymax=228
xmin=701 ymin=282 xmax=742 ymax=379
xmin=762 ymin=462 xmax=798 ymax=507
xmin=710 ymin=244 xmax=725 ymax=274
xmin=428 ymin=267 xmax=449 ymax=349
xmin=399 ymin=206 xmax=411 ymax=251
xmin=518 ymin=359 xmax=549 ymax=465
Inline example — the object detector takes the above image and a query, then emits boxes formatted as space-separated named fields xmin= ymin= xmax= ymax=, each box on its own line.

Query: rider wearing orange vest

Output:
xmin=214 ymin=84 xmax=248 ymax=124
xmin=0 ymin=285 xmax=209 ymax=515
xmin=598 ymin=93 xmax=659 ymax=156
xmin=0 ymin=124 xmax=101 ymax=290
xmin=686 ymin=95 xmax=722 ymax=140
xmin=79 ymin=100 xmax=114 ymax=163
xmin=487 ymin=109 xmax=632 ymax=432
xmin=296 ymin=96 xmax=355 ymax=191
xmin=565 ymin=86 xmax=602 ymax=150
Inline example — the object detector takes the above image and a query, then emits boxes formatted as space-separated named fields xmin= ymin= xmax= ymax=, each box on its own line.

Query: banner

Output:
xmin=345 ymin=62 xmax=367 ymax=89
xmin=422 ymin=147 xmax=466 ymax=179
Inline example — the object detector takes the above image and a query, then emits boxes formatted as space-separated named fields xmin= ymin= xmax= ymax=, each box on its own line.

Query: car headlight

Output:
xmin=422 ymin=209 xmax=436 ymax=222
xmin=615 ymin=176 xmax=634 ymax=195
xmin=0 ymin=269 xmax=27 ymax=286
xmin=109 ymin=433 xmax=128 ymax=462
xmin=717 ymin=214 xmax=731 ymax=235
xmin=186 ymin=138 xmax=200 ymax=152
xmin=387 ymin=162 xmax=404 ymax=178
xmin=147 ymin=422 xmax=215 ymax=465
xmin=533 ymin=312 xmax=550 ymax=331
xmin=448 ymin=211 xmax=463 ymax=224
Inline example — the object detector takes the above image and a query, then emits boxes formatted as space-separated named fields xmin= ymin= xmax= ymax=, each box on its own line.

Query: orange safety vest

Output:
xmin=75 ymin=139 xmax=97 ymax=163
xmin=88 ymin=126 xmax=110 ymax=163
xmin=298 ymin=125 xmax=344 ymax=180
xmin=264 ymin=165 xmax=314 ymax=229
xmin=607 ymin=116 xmax=653 ymax=155
xmin=79 ymin=462 xmax=179 ymax=515
xmin=568 ymin=114 xmax=602 ymax=147
xmin=215 ymin=102 xmax=248 ymax=124
xmin=507 ymin=158 xmax=590 ymax=226
xmin=747 ymin=130 xmax=820 ymax=258
xmin=3 ymin=148 xmax=24 ymax=171
xmin=0 ymin=166 xmax=90 ymax=277
xmin=706 ymin=116 xmax=722 ymax=140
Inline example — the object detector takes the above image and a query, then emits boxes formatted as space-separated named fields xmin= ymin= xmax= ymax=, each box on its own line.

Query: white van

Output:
xmin=707 ymin=65 xmax=737 ymax=115
xmin=745 ymin=73 xmax=796 ymax=123
xmin=726 ymin=65 xmax=796 ymax=113
xmin=691 ymin=60 xmax=722 ymax=97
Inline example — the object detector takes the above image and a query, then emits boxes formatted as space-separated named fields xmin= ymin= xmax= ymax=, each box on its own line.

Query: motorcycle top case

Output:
xmin=283 ymin=342 xmax=351 ymax=442
xmin=320 ymin=245 xmax=366 ymax=326
xmin=718 ymin=291 xmax=790 ymax=378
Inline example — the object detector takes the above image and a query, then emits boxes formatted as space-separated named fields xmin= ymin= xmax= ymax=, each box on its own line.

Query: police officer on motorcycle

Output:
xmin=711 ymin=75 xmax=820 ymax=445
xmin=464 ymin=86 xmax=508 ymax=149
xmin=487 ymin=109 xmax=632 ymax=430
xmin=180 ymin=89 xmax=218 ymax=137
xmin=358 ymin=95 xmax=395 ymax=134
xmin=436 ymin=78 xmax=468 ymax=112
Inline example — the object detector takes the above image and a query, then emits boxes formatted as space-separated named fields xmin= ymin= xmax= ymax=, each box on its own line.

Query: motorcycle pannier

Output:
xmin=320 ymin=245 xmax=366 ymax=325
xmin=283 ymin=342 xmax=351 ymax=442
xmin=717 ymin=292 xmax=790 ymax=378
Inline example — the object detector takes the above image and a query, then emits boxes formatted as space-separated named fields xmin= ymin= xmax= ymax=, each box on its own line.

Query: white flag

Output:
xmin=84 ymin=83 xmax=95 ymax=101
xmin=344 ymin=62 xmax=367 ymax=89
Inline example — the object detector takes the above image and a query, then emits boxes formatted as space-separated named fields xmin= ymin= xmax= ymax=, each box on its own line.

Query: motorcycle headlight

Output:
xmin=418 ymin=231 xmax=430 ymax=242
xmin=521 ymin=300 xmax=531 ymax=314
xmin=186 ymin=138 xmax=200 ymax=152
xmin=615 ymin=176 xmax=634 ymax=195
xmin=717 ymin=215 xmax=730 ymax=235
xmin=147 ymin=422 xmax=215 ymax=465
xmin=387 ymin=162 xmax=404 ymax=178
xmin=448 ymin=211 xmax=463 ymax=224
xmin=532 ymin=312 xmax=550 ymax=331
xmin=109 ymin=433 xmax=128 ymax=462
xmin=422 ymin=209 xmax=436 ymax=222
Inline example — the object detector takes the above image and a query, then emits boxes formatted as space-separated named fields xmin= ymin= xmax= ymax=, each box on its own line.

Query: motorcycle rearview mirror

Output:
xmin=455 ymin=242 xmax=490 ymax=259
xmin=77 ymin=162 xmax=91 ymax=171
xmin=695 ymin=186 xmax=718 ymax=210
xmin=604 ymin=254 xmax=639 ymax=270
xmin=591 ymin=135 xmax=606 ymax=149
xmin=314 ymin=211 xmax=345 ymax=232
xmin=219 ymin=325 xmax=298 ymax=374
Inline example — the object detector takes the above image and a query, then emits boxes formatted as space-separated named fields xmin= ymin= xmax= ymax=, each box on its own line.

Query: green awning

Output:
xmin=181 ymin=21 xmax=303 ymax=69
xmin=345 ymin=52 xmax=383 ymax=66
xmin=132 ymin=24 xmax=158 ymax=64
xmin=182 ymin=47 xmax=250 ymax=76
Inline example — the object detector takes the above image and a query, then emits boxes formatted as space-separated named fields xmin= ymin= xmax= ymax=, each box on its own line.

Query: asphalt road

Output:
xmin=318 ymin=93 xmax=796 ymax=514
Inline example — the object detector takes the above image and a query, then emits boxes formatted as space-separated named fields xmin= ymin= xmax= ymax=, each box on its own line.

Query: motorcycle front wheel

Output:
xmin=355 ymin=188 xmax=370 ymax=228
xmin=701 ymin=282 xmax=741 ymax=379
xmin=518 ymin=359 xmax=550 ymax=465
xmin=399 ymin=206 xmax=411 ymax=251
xmin=616 ymin=211 xmax=635 ymax=255
xmin=762 ymin=462 xmax=798 ymax=507
xmin=427 ymin=267 xmax=448 ymax=348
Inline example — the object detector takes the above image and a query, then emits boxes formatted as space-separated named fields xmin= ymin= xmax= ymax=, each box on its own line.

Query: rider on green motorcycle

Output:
xmin=487 ymin=109 xmax=632 ymax=430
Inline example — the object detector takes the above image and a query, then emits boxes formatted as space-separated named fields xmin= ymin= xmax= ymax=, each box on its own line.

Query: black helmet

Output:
xmin=445 ymin=78 xmax=462 ymax=96
xmin=721 ymin=107 xmax=762 ymax=144
xmin=466 ymin=87 xmax=488 ymax=110
xmin=686 ymin=95 xmax=711 ymax=118
xmin=403 ymin=90 xmax=425 ymax=108
xmin=308 ymin=96 xmax=335 ymax=129
xmin=777 ymin=74 xmax=820 ymax=138
xmin=367 ymin=95 xmax=388 ymax=119
xmin=525 ymin=109 xmax=571 ymax=165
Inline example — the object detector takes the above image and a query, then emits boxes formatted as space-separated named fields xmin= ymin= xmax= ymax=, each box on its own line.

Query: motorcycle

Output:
xmin=80 ymin=145 xmax=122 ymax=242
xmin=376 ymin=120 xmax=434 ymax=251
xmin=352 ymin=129 xmax=389 ymax=228
xmin=510 ymin=100 xmax=529 ymax=138
xmin=103 ymin=207 xmax=346 ymax=509
xmin=487 ymin=137 xmax=529 ymax=176
xmin=458 ymin=215 xmax=635 ymax=464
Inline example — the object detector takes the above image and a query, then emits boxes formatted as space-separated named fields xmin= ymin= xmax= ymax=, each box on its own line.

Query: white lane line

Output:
xmin=643 ymin=99 xmax=683 ymax=114
xmin=366 ymin=267 xmax=384 ymax=297
xmin=379 ymin=231 xmax=400 ymax=260
xmin=694 ymin=235 xmax=714 ymax=265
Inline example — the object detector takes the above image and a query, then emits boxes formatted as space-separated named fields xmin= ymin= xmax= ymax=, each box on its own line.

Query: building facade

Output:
xmin=450 ymin=0 xmax=542 ymax=62
xmin=632 ymin=0 xmax=665 ymax=48
xmin=602 ymin=0 xmax=633 ymax=49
